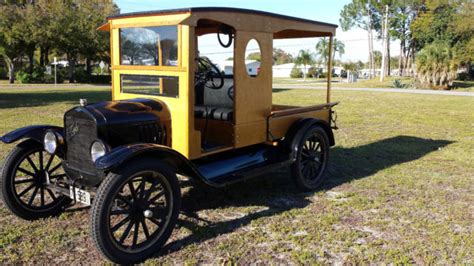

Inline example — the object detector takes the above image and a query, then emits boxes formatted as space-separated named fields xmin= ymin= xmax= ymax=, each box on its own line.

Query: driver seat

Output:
xmin=195 ymin=78 xmax=234 ymax=122
xmin=195 ymin=106 xmax=233 ymax=121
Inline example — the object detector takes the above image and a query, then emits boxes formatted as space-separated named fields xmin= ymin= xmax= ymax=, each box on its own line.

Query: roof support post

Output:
xmin=326 ymin=35 xmax=333 ymax=103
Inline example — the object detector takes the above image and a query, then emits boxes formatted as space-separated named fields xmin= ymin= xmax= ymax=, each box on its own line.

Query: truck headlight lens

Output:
xmin=91 ymin=141 xmax=107 ymax=163
xmin=44 ymin=131 xmax=58 ymax=154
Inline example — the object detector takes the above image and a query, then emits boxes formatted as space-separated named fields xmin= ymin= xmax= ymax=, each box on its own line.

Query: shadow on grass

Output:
xmin=160 ymin=135 xmax=453 ymax=256
xmin=0 ymin=89 xmax=111 ymax=109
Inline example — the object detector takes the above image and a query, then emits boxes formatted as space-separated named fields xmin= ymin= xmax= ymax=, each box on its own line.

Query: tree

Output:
xmin=340 ymin=0 xmax=379 ymax=78
xmin=76 ymin=1 xmax=118 ymax=74
xmin=411 ymin=0 xmax=473 ymax=87
xmin=332 ymin=38 xmax=345 ymax=63
xmin=315 ymin=38 xmax=329 ymax=66
xmin=0 ymin=5 xmax=25 ymax=83
xmin=416 ymin=42 xmax=457 ymax=87
xmin=246 ymin=52 xmax=261 ymax=62
xmin=390 ymin=0 xmax=422 ymax=77
xmin=342 ymin=62 xmax=358 ymax=83
xmin=373 ymin=50 xmax=382 ymax=68
xmin=315 ymin=38 xmax=345 ymax=68
xmin=294 ymin=49 xmax=315 ymax=81
xmin=273 ymin=48 xmax=293 ymax=65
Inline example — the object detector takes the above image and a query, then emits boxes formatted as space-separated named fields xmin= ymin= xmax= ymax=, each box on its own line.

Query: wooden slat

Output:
xmin=270 ymin=102 xmax=339 ymax=118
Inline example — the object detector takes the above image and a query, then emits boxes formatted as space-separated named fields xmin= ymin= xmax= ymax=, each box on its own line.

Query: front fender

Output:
xmin=0 ymin=125 xmax=63 ymax=144
xmin=95 ymin=143 xmax=211 ymax=185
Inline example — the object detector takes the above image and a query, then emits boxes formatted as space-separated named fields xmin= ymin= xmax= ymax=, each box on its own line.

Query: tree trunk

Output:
xmin=380 ymin=5 xmax=389 ymax=82
xmin=303 ymin=65 xmax=307 ymax=81
xmin=399 ymin=41 xmax=404 ymax=77
xmin=67 ymin=53 xmax=76 ymax=83
xmin=44 ymin=47 xmax=49 ymax=65
xmin=40 ymin=47 xmax=45 ymax=67
xmin=367 ymin=3 xmax=375 ymax=79
xmin=387 ymin=34 xmax=391 ymax=77
xmin=8 ymin=61 xmax=15 ymax=84
xmin=86 ymin=58 xmax=92 ymax=75
xmin=28 ymin=52 xmax=34 ymax=74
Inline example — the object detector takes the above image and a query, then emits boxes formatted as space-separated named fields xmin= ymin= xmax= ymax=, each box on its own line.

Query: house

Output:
xmin=217 ymin=60 xmax=261 ymax=76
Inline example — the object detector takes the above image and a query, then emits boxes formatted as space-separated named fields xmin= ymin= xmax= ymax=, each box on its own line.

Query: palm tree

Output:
xmin=332 ymin=38 xmax=345 ymax=62
xmin=294 ymin=49 xmax=315 ymax=81
xmin=316 ymin=38 xmax=345 ymax=66
xmin=416 ymin=42 xmax=458 ymax=88
xmin=315 ymin=38 xmax=330 ymax=66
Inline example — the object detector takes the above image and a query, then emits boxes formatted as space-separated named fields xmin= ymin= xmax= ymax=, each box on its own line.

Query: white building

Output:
xmin=272 ymin=63 xmax=313 ymax=77
xmin=217 ymin=60 xmax=261 ymax=76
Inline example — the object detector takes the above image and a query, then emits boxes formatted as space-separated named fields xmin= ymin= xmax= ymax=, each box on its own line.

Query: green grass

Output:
xmin=0 ymin=85 xmax=473 ymax=264
xmin=274 ymin=77 xmax=474 ymax=91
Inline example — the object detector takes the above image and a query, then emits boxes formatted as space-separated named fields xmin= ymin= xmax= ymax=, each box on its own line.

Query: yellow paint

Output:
xmin=110 ymin=13 xmax=191 ymax=29
xmin=111 ymin=17 xmax=194 ymax=158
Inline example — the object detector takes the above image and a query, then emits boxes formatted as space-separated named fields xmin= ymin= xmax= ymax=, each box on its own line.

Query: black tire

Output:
xmin=291 ymin=126 xmax=330 ymax=191
xmin=90 ymin=158 xmax=181 ymax=264
xmin=0 ymin=139 xmax=71 ymax=220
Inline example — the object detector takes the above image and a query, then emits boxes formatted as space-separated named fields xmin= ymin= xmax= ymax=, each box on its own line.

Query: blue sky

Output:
xmin=113 ymin=0 xmax=396 ymax=63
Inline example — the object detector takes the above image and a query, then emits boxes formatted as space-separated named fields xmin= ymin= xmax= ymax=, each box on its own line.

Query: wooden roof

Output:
xmin=106 ymin=7 xmax=338 ymax=38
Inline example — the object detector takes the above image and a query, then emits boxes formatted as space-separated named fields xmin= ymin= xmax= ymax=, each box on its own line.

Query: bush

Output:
xmin=90 ymin=75 xmax=111 ymax=84
xmin=16 ymin=67 xmax=66 ymax=84
xmin=290 ymin=66 xmax=303 ymax=78
xmin=15 ymin=68 xmax=45 ymax=83
xmin=15 ymin=71 xmax=32 ymax=83
xmin=0 ymin=67 xmax=7 ymax=79
xmin=392 ymin=79 xmax=407 ymax=89
xmin=307 ymin=67 xmax=321 ymax=78
xmin=74 ymin=68 xmax=90 ymax=83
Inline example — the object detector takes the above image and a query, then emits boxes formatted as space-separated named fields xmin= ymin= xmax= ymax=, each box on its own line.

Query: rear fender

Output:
xmin=95 ymin=143 xmax=211 ymax=185
xmin=283 ymin=118 xmax=335 ymax=162
xmin=0 ymin=125 xmax=63 ymax=144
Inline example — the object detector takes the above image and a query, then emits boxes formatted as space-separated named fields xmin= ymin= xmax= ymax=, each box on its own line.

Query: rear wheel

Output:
xmin=0 ymin=139 xmax=71 ymax=220
xmin=90 ymin=159 xmax=181 ymax=264
xmin=291 ymin=126 xmax=330 ymax=191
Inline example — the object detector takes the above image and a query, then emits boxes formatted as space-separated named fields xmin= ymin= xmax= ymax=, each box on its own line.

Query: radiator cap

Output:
xmin=79 ymin=99 xmax=88 ymax=106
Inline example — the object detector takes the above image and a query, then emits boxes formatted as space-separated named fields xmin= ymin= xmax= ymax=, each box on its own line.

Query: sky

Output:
xmin=114 ymin=0 xmax=399 ymax=64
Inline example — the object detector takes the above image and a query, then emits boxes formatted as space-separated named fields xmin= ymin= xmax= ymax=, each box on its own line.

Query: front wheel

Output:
xmin=0 ymin=139 xmax=71 ymax=220
xmin=90 ymin=159 xmax=181 ymax=264
xmin=291 ymin=126 xmax=330 ymax=191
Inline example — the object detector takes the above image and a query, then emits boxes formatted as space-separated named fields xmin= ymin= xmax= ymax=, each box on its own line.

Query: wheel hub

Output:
xmin=143 ymin=209 xmax=153 ymax=218
xmin=34 ymin=171 xmax=48 ymax=186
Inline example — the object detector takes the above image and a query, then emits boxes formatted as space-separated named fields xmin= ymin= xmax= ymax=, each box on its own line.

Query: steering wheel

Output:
xmin=195 ymin=57 xmax=224 ymax=90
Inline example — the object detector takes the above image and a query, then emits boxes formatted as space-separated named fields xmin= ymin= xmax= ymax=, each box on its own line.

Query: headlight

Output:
xmin=91 ymin=141 xmax=107 ymax=163
xmin=44 ymin=131 xmax=58 ymax=154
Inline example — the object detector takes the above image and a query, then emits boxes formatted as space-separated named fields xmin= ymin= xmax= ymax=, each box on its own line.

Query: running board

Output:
xmin=193 ymin=144 xmax=291 ymax=187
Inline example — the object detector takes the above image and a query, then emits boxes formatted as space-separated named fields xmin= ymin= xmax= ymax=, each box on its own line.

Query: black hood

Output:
xmin=83 ymin=98 xmax=170 ymax=126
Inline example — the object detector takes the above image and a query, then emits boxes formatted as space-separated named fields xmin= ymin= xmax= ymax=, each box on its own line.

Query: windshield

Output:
xmin=119 ymin=26 xmax=178 ymax=66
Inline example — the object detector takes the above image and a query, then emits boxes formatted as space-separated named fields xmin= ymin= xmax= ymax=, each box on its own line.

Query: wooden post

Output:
xmin=327 ymin=36 xmax=333 ymax=103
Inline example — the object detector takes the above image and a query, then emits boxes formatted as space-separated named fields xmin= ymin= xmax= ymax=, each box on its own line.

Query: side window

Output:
xmin=121 ymin=75 xmax=179 ymax=98
xmin=244 ymin=39 xmax=261 ymax=77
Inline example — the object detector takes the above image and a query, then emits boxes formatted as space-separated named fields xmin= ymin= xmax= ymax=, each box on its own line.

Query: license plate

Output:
xmin=69 ymin=186 xmax=91 ymax=206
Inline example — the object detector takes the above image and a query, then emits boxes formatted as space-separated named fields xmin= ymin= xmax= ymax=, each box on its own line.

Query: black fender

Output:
xmin=95 ymin=143 xmax=213 ymax=185
xmin=283 ymin=118 xmax=335 ymax=162
xmin=0 ymin=125 xmax=63 ymax=144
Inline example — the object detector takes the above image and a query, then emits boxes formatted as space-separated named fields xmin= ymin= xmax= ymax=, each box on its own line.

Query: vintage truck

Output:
xmin=0 ymin=7 xmax=338 ymax=263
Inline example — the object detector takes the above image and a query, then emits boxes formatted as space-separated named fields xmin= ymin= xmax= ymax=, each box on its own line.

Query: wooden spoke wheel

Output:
xmin=291 ymin=126 xmax=330 ymax=191
xmin=91 ymin=159 xmax=181 ymax=264
xmin=0 ymin=140 xmax=70 ymax=220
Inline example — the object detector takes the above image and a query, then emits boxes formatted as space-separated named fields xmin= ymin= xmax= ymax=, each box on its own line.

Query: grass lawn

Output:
xmin=0 ymin=86 xmax=473 ymax=264
xmin=274 ymin=77 xmax=474 ymax=91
